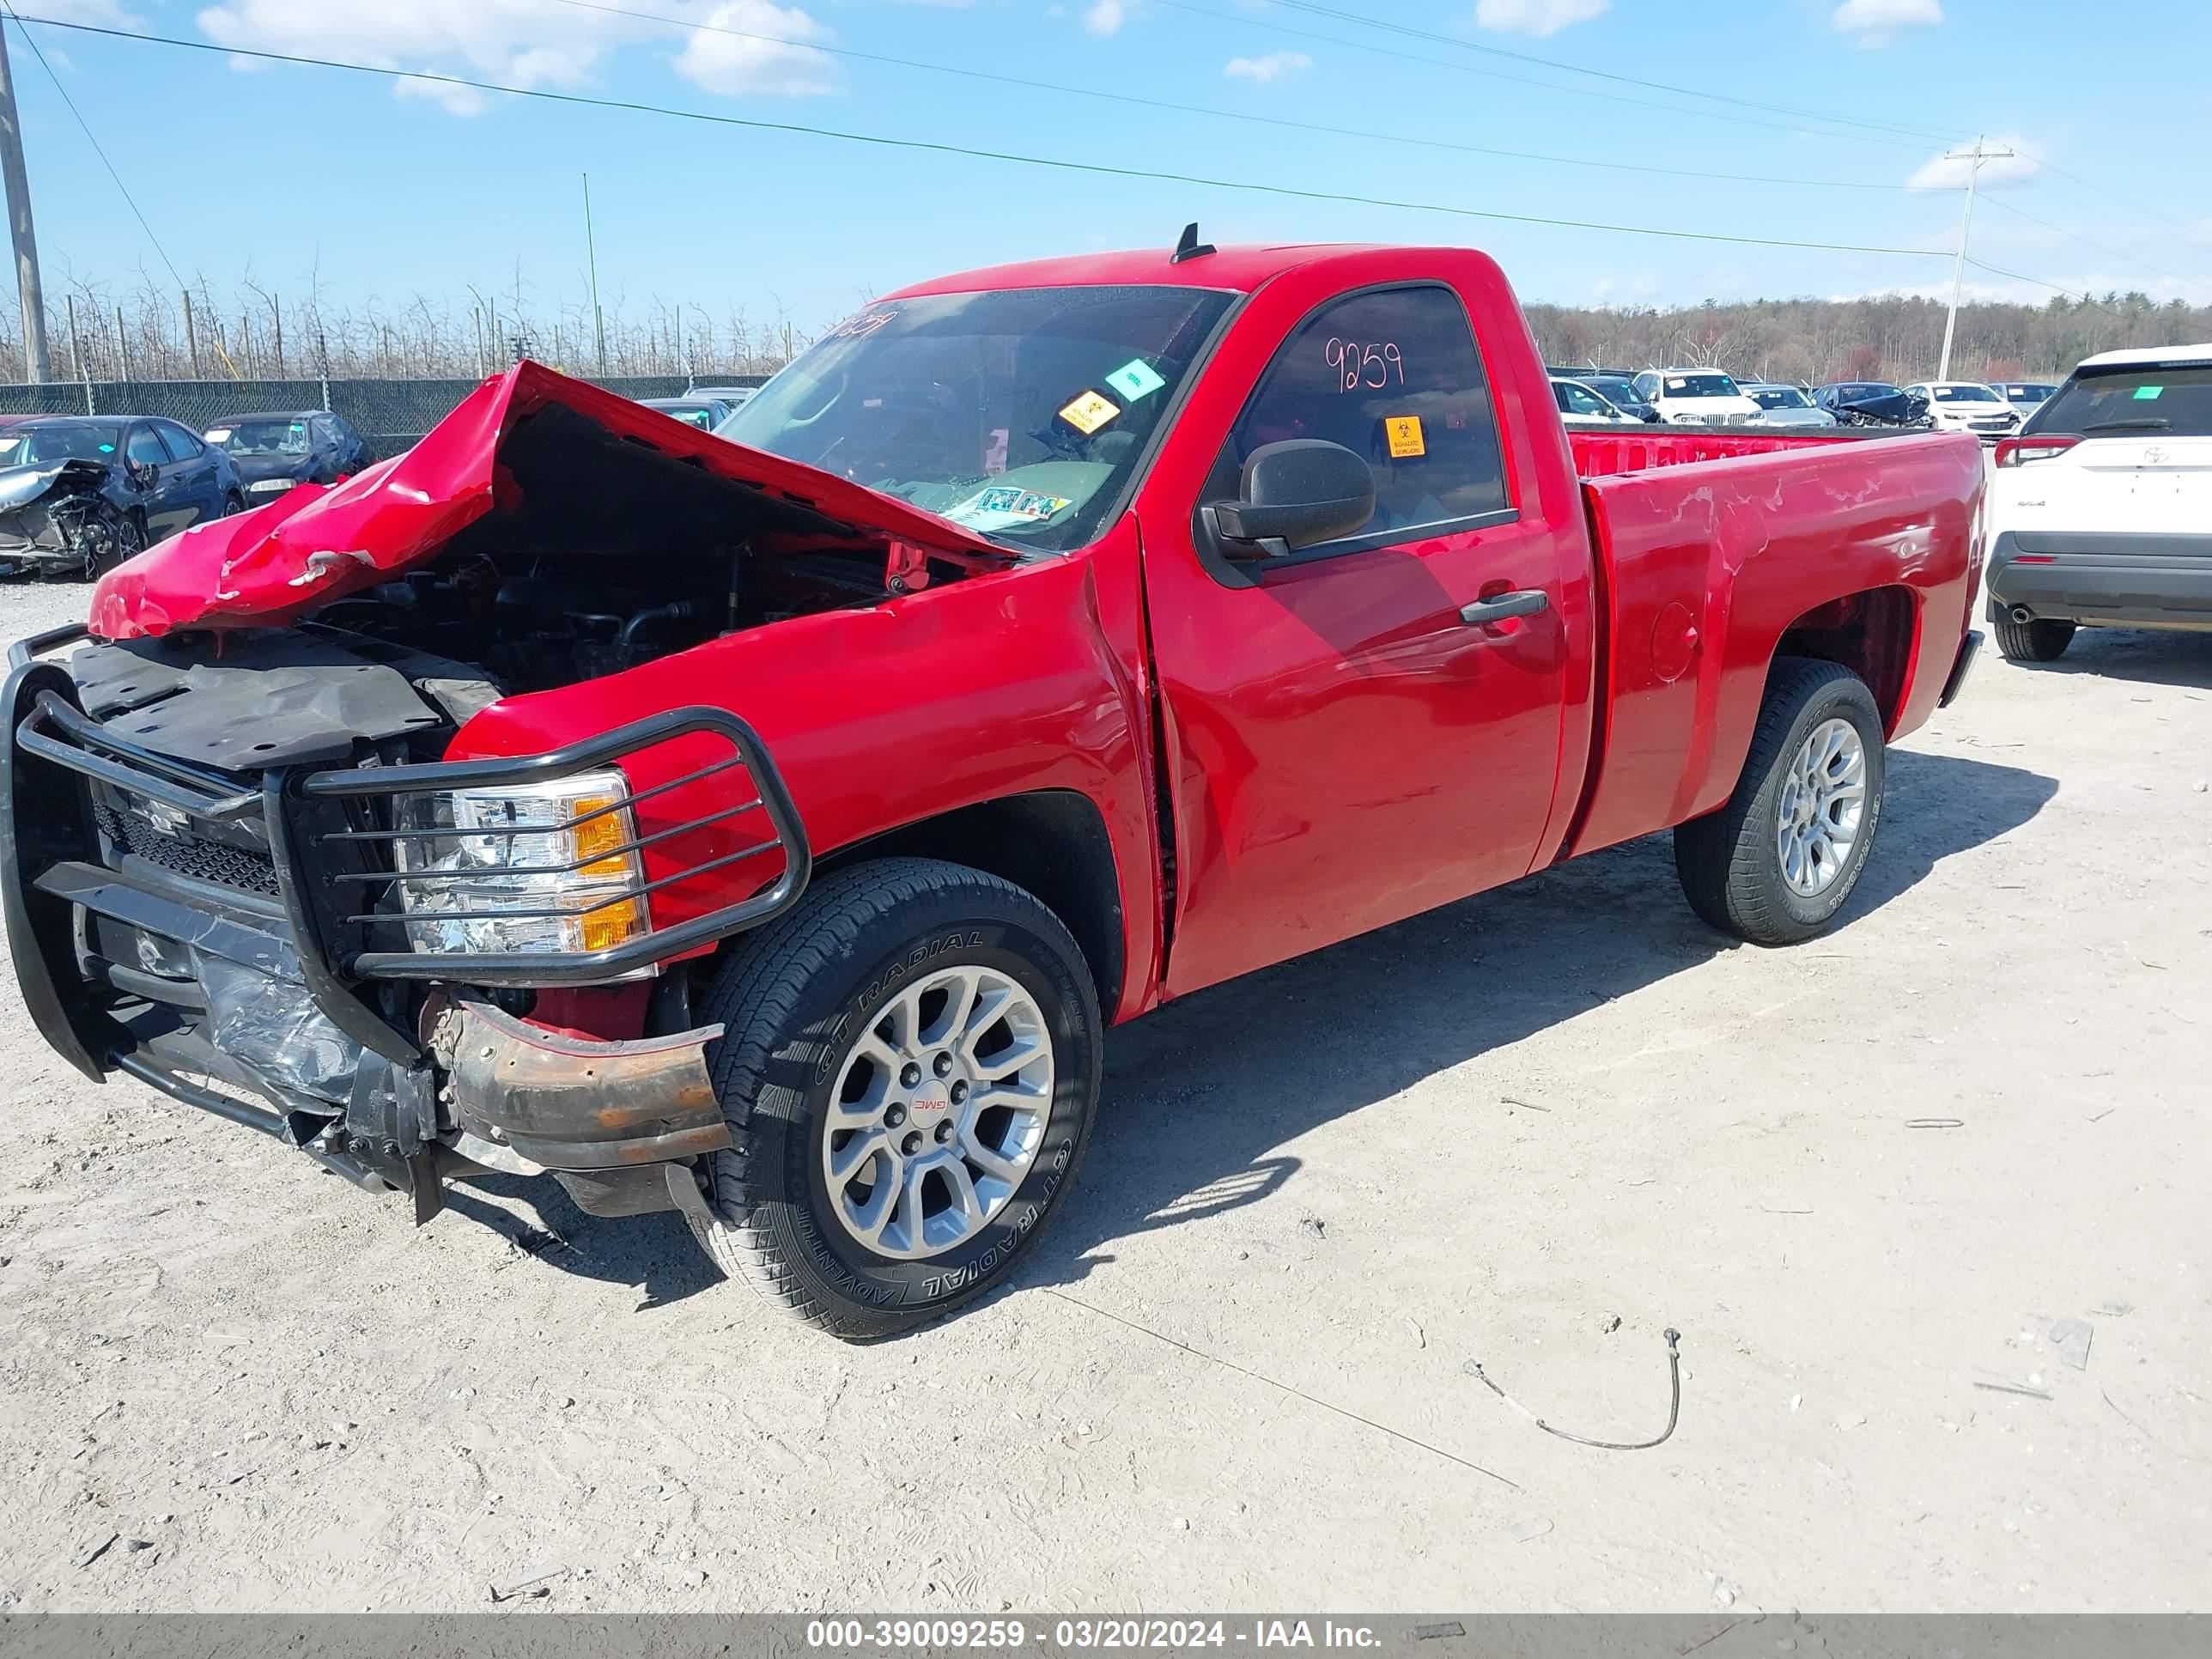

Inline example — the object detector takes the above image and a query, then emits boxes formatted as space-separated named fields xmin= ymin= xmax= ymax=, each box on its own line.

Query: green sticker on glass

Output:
xmin=2133 ymin=384 xmax=2165 ymax=399
xmin=1105 ymin=358 xmax=1167 ymax=402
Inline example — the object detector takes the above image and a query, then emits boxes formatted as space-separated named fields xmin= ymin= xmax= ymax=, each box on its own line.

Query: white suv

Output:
xmin=1630 ymin=368 xmax=1765 ymax=427
xmin=1983 ymin=344 xmax=2212 ymax=662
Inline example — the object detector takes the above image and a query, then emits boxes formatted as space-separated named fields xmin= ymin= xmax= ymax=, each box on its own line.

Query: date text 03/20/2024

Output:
xmin=804 ymin=1620 xmax=1383 ymax=1650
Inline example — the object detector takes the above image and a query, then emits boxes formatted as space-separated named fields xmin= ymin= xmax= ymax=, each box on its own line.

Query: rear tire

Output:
xmin=696 ymin=858 xmax=1102 ymax=1340
xmin=1994 ymin=615 xmax=2075 ymax=662
xmin=1674 ymin=658 xmax=1886 ymax=946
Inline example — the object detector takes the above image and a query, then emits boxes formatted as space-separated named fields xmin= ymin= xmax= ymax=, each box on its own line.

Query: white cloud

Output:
xmin=1082 ymin=0 xmax=1127 ymax=36
xmin=195 ymin=0 xmax=836 ymax=115
xmin=1223 ymin=50 xmax=1310 ymax=82
xmin=673 ymin=0 xmax=837 ymax=96
xmin=1474 ymin=0 xmax=1607 ymax=38
xmin=1832 ymin=0 xmax=1942 ymax=47
xmin=1905 ymin=133 xmax=2042 ymax=191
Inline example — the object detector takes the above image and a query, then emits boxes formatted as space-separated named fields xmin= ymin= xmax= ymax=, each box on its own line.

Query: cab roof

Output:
xmin=884 ymin=243 xmax=1399 ymax=299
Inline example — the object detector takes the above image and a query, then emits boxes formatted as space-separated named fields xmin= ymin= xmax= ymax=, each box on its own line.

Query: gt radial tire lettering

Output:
xmin=813 ymin=931 xmax=988 ymax=1084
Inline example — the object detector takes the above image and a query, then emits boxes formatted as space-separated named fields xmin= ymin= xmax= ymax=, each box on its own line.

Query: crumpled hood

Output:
xmin=0 ymin=458 xmax=109 ymax=514
xmin=88 ymin=361 xmax=1003 ymax=640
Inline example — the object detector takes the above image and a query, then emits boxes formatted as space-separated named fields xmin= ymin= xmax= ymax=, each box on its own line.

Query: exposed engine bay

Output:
xmin=70 ymin=400 xmax=1001 ymax=771
xmin=0 ymin=458 xmax=134 ymax=578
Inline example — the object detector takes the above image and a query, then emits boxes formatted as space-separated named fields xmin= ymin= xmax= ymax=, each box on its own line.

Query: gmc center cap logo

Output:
xmin=909 ymin=1080 xmax=952 ymax=1121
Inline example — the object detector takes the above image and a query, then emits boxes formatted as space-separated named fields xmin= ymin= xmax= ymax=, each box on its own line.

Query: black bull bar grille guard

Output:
xmin=1 ymin=634 xmax=811 ymax=1190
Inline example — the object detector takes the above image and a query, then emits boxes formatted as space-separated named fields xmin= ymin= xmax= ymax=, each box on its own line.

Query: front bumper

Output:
xmin=1986 ymin=530 xmax=2212 ymax=629
xmin=2 ymin=627 xmax=810 ymax=1212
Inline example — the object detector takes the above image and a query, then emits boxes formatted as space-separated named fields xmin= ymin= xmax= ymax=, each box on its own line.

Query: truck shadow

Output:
xmin=440 ymin=749 xmax=2053 ymax=1315
xmin=2010 ymin=627 xmax=2212 ymax=690
xmin=1020 ymin=746 xmax=2055 ymax=1293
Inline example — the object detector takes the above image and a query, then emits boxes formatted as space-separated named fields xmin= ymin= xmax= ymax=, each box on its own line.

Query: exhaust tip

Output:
xmin=2010 ymin=605 xmax=2033 ymax=625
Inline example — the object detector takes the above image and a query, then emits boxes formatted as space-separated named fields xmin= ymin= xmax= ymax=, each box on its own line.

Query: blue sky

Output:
xmin=8 ymin=0 xmax=2210 ymax=335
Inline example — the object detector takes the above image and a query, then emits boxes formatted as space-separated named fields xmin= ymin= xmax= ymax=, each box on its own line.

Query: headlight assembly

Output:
xmin=391 ymin=769 xmax=647 ymax=957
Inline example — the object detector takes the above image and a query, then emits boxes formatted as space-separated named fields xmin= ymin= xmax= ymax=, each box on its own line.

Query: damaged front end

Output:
xmin=0 ymin=362 xmax=1022 ymax=1227
xmin=0 ymin=459 xmax=132 ymax=580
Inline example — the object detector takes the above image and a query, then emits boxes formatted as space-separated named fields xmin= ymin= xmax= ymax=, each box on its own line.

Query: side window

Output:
xmin=1223 ymin=286 xmax=1507 ymax=547
xmin=125 ymin=425 xmax=168 ymax=467
xmin=1559 ymin=382 xmax=1604 ymax=416
xmin=155 ymin=422 xmax=202 ymax=461
xmin=1633 ymin=372 xmax=1660 ymax=400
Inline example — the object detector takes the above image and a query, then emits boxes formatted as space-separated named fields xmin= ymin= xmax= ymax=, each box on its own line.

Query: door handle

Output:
xmin=1459 ymin=589 xmax=1551 ymax=628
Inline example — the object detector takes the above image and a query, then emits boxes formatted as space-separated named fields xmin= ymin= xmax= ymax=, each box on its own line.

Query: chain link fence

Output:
xmin=0 ymin=374 xmax=771 ymax=456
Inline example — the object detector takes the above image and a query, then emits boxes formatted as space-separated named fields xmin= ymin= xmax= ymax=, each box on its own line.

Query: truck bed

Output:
xmin=1563 ymin=429 xmax=1985 ymax=860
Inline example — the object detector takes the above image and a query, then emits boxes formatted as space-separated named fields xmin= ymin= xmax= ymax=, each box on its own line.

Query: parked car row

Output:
xmin=1545 ymin=362 xmax=2063 ymax=439
xmin=0 ymin=408 xmax=379 ymax=580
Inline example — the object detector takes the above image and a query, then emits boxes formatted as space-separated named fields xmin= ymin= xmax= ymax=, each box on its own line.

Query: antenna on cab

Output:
xmin=1170 ymin=222 xmax=1216 ymax=264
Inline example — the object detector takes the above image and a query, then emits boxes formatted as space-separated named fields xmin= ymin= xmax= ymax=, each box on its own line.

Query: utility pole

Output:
xmin=583 ymin=172 xmax=605 ymax=376
xmin=1939 ymin=135 xmax=2014 ymax=382
xmin=182 ymin=289 xmax=199 ymax=376
xmin=0 ymin=21 xmax=51 ymax=382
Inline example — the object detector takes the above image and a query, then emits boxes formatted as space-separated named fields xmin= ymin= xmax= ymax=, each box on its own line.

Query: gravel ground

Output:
xmin=0 ymin=571 xmax=2206 ymax=1614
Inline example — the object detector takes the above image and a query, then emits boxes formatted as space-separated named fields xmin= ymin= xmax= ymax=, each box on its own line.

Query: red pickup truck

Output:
xmin=2 ymin=240 xmax=1984 ymax=1336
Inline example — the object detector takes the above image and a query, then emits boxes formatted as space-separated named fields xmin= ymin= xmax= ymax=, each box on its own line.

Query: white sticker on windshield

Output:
xmin=204 ymin=428 xmax=232 ymax=442
xmin=945 ymin=486 xmax=1073 ymax=533
xmin=1666 ymin=378 xmax=1687 ymax=390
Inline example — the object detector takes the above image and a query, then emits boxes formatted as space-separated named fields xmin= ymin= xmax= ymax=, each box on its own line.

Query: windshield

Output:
xmin=1929 ymin=385 xmax=2000 ymax=403
xmin=716 ymin=285 xmax=1233 ymax=551
xmin=1663 ymin=374 xmax=1741 ymax=398
xmin=2003 ymin=383 xmax=2056 ymax=401
xmin=206 ymin=417 xmax=310 ymax=456
xmin=1748 ymin=386 xmax=1811 ymax=410
xmin=2027 ymin=365 xmax=2212 ymax=438
xmin=0 ymin=423 xmax=121 ymax=466
xmin=1589 ymin=377 xmax=1640 ymax=402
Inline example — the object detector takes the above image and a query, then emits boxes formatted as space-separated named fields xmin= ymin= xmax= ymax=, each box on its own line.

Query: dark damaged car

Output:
xmin=0 ymin=417 xmax=243 ymax=579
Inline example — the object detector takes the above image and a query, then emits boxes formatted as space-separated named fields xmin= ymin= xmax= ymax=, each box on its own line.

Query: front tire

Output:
xmin=1994 ymin=615 xmax=2075 ymax=662
xmin=696 ymin=858 xmax=1102 ymax=1339
xmin=1674 ymin=658 xmax=1886 ymax=946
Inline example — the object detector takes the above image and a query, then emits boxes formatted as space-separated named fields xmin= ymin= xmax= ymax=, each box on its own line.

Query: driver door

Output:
xmin=1137 ymin=273 xmax=1583 ymax=998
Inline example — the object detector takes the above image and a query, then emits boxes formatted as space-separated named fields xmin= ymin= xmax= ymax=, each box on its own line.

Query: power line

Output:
xmin=1153 ymin=0 xmax=1939 ymax=153
xmin=2014 ymin=149 xmax=2206 ymax=238
xmin=1978 ymin=195 xmax=2210 ymax=295
xmin=13 ymin=14 xmax=1958 ymax=261
xmin=2 ymin=5 xmax=186 ymax=292
xmin=549 ymin=0 xmax=1947 ymax=196
xmin=1961 ymin=258 xmax=2136 ymax=317
xmin=1260 ymin=0 xmax=1966 ymax=146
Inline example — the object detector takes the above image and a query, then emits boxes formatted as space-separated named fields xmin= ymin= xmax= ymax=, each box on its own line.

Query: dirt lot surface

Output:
xmin=0 ymin=573 xmax=2206 ymax=1615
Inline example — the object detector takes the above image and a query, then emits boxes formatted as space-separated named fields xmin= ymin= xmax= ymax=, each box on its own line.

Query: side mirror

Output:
xmin=126 ymin=459 xmax=158 ymax=489
xmin=1205 ymin=439 xmax=1375 ymax=559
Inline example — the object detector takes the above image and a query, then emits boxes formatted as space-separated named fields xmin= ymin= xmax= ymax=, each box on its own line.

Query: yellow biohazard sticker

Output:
xmin=1058 ymin=390 xmax=1122 ymax=435
xmin=1384 ymin=415 xmax=1426 ymax=459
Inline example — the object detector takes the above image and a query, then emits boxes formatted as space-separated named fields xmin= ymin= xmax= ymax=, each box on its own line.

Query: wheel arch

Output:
xmin=1769 ymin=582 xmax=1918 ymax=734
xmin=812 ymin=789 xmax=1127 ymax=1018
